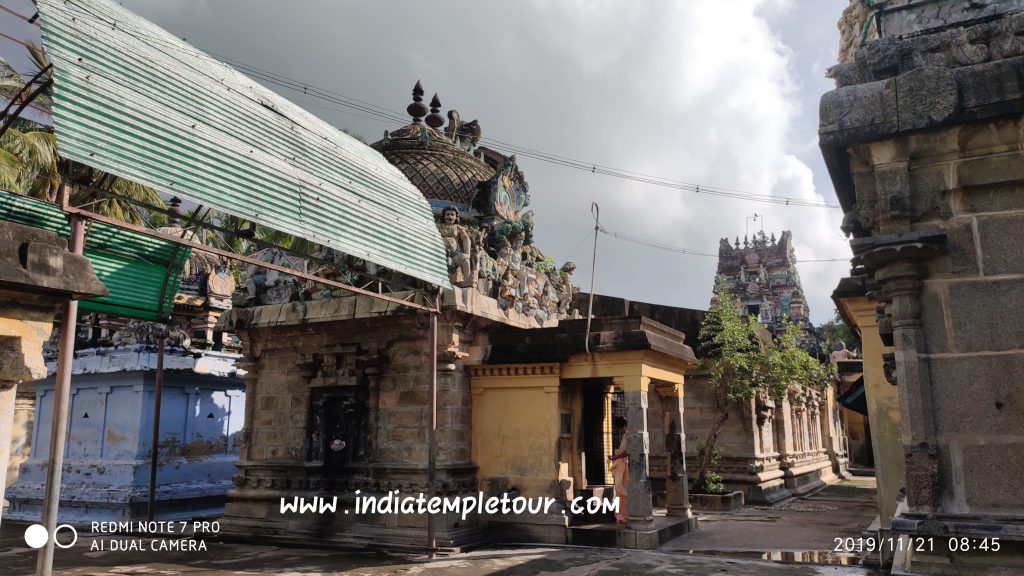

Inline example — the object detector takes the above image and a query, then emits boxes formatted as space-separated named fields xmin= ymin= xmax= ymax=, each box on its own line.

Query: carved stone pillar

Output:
xmin=799 ymin=399 xmax=811 ymax=454
xmin=756 ymin=398 xmax=775 ymax=456
xmin=809 ymin=393 xmax=823 ymax=451
xmin=615 ymin=375 xmax=654 ymax=529
xmin=656 ymin=382 xmax=691 ymax=518
xmin=775 ymin=396 xmax=794 ymax=465
xmin=792 ymin=398 xmax=807 ymax=454
xmin=876 ymin=260 xmax=940 ymax=511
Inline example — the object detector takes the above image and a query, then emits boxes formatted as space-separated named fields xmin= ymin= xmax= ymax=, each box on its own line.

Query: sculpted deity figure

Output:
xmin=470 ymin=225 xmax=495 ymax=292
xmin=498 ymin=268 xmax=518 ymax=310
xmin=541 ymin=276 xmax=559 ymax=315
xmin=555 ymin=261 xmax=578 ymax=314
xmin=238 ymin=248 xmax=303 ymax=306
xmin=438 ymin=206 xmax=473 ymax=287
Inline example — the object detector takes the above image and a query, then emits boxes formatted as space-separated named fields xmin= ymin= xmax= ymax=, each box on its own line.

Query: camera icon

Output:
xmin=24 ymin=523 xmax=78 ymax=549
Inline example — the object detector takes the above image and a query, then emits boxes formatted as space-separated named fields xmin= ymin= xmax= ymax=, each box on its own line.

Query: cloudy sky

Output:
xmin=2 ymin=0 xmax=852 ymax=325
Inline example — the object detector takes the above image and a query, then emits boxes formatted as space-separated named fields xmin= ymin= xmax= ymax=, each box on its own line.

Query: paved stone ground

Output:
xmin=661 ymin=476 xmax=878 ymax=558
xmin=0 ymin=478 xmax=880 ymax=575
xmin=0 ymin=541 xmax=879 ymax=576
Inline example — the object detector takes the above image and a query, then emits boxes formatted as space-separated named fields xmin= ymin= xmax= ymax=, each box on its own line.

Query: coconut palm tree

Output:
xmin=1 ymin=42 xmax=165 ymax=224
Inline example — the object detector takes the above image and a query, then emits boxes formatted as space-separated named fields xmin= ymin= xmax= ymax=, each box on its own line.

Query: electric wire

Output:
xmin=598 ymin=226 xmax=851 ymax=262
xmin=11 ymin=1 xmax=840 ymax=210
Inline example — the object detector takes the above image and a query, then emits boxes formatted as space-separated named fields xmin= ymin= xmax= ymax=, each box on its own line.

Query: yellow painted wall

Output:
xmin=841 ymin=297 xmax=904 ymax=529
xmin=469 ymin=351 xmax=694 ymax=500
xmin=470 ymin=365 xmax=562 ymax=497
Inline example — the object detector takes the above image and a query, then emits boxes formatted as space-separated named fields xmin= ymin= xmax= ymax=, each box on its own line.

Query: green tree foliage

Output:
xmin=1 ymin=44 xmax=164 ymax=224
xmin=817 ymin=309 xmax=862 ymax=354
xmin=180 ymin=208 xmax=315 ymax=257
xmin=694 ymin=444 xmax=725 ymax=495
xmin=693 ymin=277 xmax=834 ymax=493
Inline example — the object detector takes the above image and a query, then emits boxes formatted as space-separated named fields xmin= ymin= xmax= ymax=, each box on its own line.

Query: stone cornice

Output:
xmin=467 ymin=363 xmax=560 ymax=379
xmin=819 ymin=12 xmax=1024 ymax=219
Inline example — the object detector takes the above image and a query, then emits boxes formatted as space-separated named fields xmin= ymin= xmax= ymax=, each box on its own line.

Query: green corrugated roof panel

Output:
xmin=35 ymin=0 xmax=450 ymax=290
xmin=0 ymin=193 xmax=189 ymax=320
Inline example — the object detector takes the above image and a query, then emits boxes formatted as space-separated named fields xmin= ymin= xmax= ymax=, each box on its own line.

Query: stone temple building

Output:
xmin=681 ymin=231 xmax=848 ymax=504
xmin=215 ymin=83 xmax=700 ymax=550
xmin=3 ymin=199 xmax=246 ymax=523
xmin=823 ymin=0 xmax=1024 ymax=572
xmin=576 ymin=290 xmax=849 ymax=506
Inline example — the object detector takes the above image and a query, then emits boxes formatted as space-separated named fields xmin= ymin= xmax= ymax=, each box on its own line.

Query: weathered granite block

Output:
xmin=909 ymin=164 xmax=951 ymax=220
xmin=919 ymin=285 xmax=949 ymax=354
xmin=877 ymin=0 xmax=1024 ymax=40
xmin=948 ymin=279 xmax=1024 ymax=352
xmin=956 ymin=117 xmax=1024 ymax=154
xmin=962 ymin=443 xmax=1024 ymax=511
xmin=930 ymin=354 xmax=1024 ymax=436
xmin=960 ymin=181 xmax=1024 ymax=214
xmin=943 ymin=218 xmax=980 ymax=277
xmin=956 ymin=151 xmax=1024 ymax=188
xmin=978 ymin=213 xmax=1024 ymax=275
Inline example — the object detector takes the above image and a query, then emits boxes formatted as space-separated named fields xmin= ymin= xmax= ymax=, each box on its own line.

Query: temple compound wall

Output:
xmin=822 ymin=2 xmax=1024 ymax=571
xmin=684 ymin=373 xmax=841 ymax=504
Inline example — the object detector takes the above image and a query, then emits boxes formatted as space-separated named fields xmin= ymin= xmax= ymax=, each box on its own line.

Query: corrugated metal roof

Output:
xmin=0 ymin=192 xmax=188 ymax=320
xmin=35 ymin=0 xmax=450 ymax=289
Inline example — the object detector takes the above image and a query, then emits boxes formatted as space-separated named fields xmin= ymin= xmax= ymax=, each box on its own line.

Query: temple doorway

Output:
xmin=581 ymin=383 xmax=623 ymax=487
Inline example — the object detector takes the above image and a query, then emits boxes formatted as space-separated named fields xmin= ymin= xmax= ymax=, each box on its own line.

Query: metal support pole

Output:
xmin=426 ymin=312 xmax=438 ymax=557
xmin=585 ymin=202 xmax=599 ymax=355
xmin=36 ymin=214 xmax=84 ymax=576
xmin=147 ymin=334 xmax=166 ymax=522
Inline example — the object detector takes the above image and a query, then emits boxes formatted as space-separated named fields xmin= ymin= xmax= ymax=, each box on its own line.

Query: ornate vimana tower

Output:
xmin=714 ymin=230 xmax=809 ymax=332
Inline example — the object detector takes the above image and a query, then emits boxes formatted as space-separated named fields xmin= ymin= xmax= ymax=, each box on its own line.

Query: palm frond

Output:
xmin=0 ymin=148 xmax=23 ymax=192
xmin=25 ymin=41 xmax=51 ymax=83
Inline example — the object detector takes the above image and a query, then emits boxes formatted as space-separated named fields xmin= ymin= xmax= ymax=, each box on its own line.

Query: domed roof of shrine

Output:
xmin=371 ymin=81 xmax=496 ymax=207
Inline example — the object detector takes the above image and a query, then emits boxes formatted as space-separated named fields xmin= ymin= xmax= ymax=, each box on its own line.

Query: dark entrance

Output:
xmin=582 ymin=383 xmax=623 ymax=486
xmin=308 ymin=387 xmax=368 ymax=475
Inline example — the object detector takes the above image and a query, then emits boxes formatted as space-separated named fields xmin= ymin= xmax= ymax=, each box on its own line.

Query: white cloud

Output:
xmin=512 ymin=0 xmax=847 ymax=322
xmin=105 ymin=0 xmax=850 ymax=324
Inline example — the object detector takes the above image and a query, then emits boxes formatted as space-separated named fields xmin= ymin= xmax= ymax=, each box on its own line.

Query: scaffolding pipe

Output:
xmin=426 ymin=312 xmax=438 ymax=557
xmin=585 ymin=202 xmax=599 ymax=354
xmin=36 ymin=214 xmax=84 ymax=576
xmin=146 ymin=334 xmax=166 ymax=521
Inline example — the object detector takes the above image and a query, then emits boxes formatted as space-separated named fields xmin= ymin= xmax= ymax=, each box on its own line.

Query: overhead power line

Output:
xmin=15 ymin=1 xmax=840 ymax=210
xmin=0 ymin=4 xmax=38 ymax=27
xmin=598 ymin=226 xmax=850 ymax=262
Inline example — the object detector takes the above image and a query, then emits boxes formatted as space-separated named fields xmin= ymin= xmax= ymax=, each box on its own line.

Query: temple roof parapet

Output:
xmin=230 ymin=81 xmax=579 ymax=329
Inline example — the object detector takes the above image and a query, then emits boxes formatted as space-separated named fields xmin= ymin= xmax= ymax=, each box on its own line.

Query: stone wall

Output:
xmin=846 ymin=119 xmax=1024 ymax=518
xmin=218 ymin=299 xmax=480 ymax=549
xmin=683 ymin=372 xmax=838 ymax=505
xmin=6 ymin=383 xmax=35 ymax=491
xmin=821 ymin=8 xmax=1024 ymax=570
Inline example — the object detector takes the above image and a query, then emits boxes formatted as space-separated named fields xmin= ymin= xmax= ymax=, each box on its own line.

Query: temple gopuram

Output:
xmin=715 ymin=230 xmax=809 ymax=332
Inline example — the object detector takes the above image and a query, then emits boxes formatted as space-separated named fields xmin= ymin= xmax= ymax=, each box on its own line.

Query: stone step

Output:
xmin=569 ymin=516 xmax=698 ymax=549
xmin=570 ymin=485 xmax=617 ymax=525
